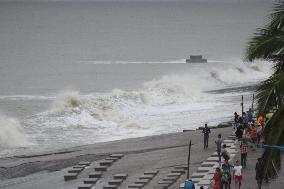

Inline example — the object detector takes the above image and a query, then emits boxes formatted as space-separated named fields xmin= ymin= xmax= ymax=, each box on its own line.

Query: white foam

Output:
xmin=0 ymin=114 xmax=29 ymax=147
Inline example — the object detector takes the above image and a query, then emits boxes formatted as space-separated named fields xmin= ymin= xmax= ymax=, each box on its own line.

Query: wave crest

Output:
xmin=0 ymin=115 xmax=28 ymax=147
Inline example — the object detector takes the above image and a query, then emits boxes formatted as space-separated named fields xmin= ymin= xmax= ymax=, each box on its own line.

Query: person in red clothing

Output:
xmin=240 ymin=139 xmax=248 ymax=168
xmin=213 ymin=167 xmax=222 ymax=189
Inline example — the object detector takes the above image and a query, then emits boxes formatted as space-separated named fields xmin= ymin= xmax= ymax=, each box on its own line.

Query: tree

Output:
xmin=245 ymin=2 xmax=284 ymax=181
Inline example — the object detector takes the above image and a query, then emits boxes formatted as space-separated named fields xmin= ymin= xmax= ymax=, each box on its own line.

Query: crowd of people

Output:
xmin=184 ymin=108 xmax=271 ymax=189
xmin=211 ymin=109 xmax=271 ymax=189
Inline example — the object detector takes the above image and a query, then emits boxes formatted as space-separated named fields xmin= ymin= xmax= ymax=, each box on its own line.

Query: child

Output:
xmin=233 ymin=160 xmax=243 ymax=189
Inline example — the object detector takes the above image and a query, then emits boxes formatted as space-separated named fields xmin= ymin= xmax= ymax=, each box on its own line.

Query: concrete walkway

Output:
xmin=234 ymin=146 xmax=284 ymax=189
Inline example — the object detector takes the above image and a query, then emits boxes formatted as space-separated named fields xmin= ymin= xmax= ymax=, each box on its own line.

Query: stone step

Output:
xmin=172 ymin=168 xmax=185 ymax=174
xmin=128 ymin=183 xmax=145 ymax=189
xmin=99 ymin=160 xmax=114 ymax=166
xmin=139 ymin=174 xmax=154 ymax=180
xmin=162 ymin=176 xmax=178 ymax=181
xmin=134 ymin=179 xmax=150 ymax=184
xmin=198 ymin=179 xmax=211 ymax=186
xmin=64 ymin=172 xmax=78 ymax=181
xmin=103 ymin=184 xmax=118 ymax=189
xmin=167 ymin=172 xmax=181 ymax=177
xmin=206 ymin=157 xmax=219 ymax=162
xmin=73 ymin=165 xmax=86 ymax=169
xmin=106 ymin=157 xmax=119 ymax=161
xmin=78 ymin=184 xmax=93 ymax=189
xmin=158 ymin=180 xmax=173 ymax=185
xmin=109 ymin=154 xmax=124 ymax=158
xmin=201 ymin=162 xmax=217 ymax=167
xmin=108 ymin=179 xmax=123 ymax=185
xmin=114 ymin=173 xmax=128 ymax=180
xmin=174 ymin=165 xmax=188 ymax=170
xmin=89 ymin=171 xmax=102 ymax=178
xmin=78 ymin=161 xmax=91 ymax=166
xmin=191 ymin=172 xmax=206 ymax=178
xmin=84 ymin=178 xmax=99 ymax=184
xmin=68 ymin=167 xmax=84 ymax=173
xmin=144 ymin=170 xmax=159 ymax=175
xmin=94 ymin=165 xmax=108 ymax=171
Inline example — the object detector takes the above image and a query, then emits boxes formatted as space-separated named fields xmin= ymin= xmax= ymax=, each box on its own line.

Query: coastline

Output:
xmin=0 ymin=123 xmax=233 ymax=189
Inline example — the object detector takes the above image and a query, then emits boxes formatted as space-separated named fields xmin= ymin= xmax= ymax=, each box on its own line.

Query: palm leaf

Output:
xmin=256 ymin=70 xmax=284 ymax=115
xmin=262 ymin=104 xmax=284 ymax=180
xmin=246 ymin=29 xmax=284 ymax=61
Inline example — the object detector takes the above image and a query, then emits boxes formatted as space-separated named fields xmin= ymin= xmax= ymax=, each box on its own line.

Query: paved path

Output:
xmin=234 ymin=146 xmax=284 ymax=189
xmin=0 ymin=127 xmax=233 ymax=189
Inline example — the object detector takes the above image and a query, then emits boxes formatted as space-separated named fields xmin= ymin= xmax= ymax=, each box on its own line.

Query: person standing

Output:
xmin=255 ymin=158 xmax=264 ymax=189
xmin=215 ymin=134 xmax=223 ymax=163
xmin=233 ymin=160 xmax=243 ymax=189
xmin=202 ymin=124 xmax=211 ymax=149
xmin=222 ymin=159 xmax=233 ymax=189
xmin=240 ymin=139 xmax=248 ymax=168
xmin=213 ymin=167 xmax=222 ymax=189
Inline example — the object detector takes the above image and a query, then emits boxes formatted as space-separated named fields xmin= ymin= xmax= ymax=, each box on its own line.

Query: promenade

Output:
xmin=0 ymin=126 xmax=233 ymax=189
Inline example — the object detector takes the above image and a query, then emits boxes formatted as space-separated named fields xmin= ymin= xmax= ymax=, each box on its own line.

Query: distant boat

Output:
xmin=186 ymin=55 xmax=207 ymax=63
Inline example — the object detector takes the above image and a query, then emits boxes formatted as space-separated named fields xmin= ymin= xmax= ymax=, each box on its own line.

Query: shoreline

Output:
xmin=0 ymin=123 xmax=232 ymax=186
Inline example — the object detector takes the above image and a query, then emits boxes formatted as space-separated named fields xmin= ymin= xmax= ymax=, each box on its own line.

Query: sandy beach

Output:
xmin=0 ymin=125 xmax=233 ymax=189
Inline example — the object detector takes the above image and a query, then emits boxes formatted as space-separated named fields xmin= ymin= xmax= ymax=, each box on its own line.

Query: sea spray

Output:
xmin=0 ymin=115 xmax=28 ymax=147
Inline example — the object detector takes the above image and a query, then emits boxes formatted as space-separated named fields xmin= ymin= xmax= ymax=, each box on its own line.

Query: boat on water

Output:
xmin=186 ymin=55 xmax=207 ymax=63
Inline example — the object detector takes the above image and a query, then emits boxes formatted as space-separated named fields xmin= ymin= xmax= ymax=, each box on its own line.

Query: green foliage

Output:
xmin=262 ymin=104 xmax=284 ymax=180
xmin=245 ymin=1 xmax=284 ymax=181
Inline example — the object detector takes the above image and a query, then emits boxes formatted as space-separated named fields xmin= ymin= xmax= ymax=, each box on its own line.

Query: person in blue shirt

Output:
xmin=184 ymin=179 xmax=195 ymax=189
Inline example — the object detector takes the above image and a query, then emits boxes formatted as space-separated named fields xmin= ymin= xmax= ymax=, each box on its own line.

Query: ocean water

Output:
xmin=0 ymin=0 xmax=274 ymax=157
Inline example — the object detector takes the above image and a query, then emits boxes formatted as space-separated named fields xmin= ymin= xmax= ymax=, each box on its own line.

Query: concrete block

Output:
xmin=99 ymin=160 xmax=114 ymax=166
xmin=174 ymin=165 xmax=188 ymax=170
xmin=172 ymin=168 xmax=186 ymax=174
xmin=134 ymin=179 xmax=150 ymax=184
xmin=224 ymin=140 xmax=234 ymax=143
xmin=191 ymin=172 xmax=206 ymax=178
xmin=203 ymin=173 xmax=214 ymax=180
xmin=128 ymin=183 xmax=145 ymax=188
xmin=109 ymin=154 xmax=124 ymax=158
xmin=139 ymin=174 xmax=154 ymax=180
xmin=108 ymin=179 xmax=123 ymax=185
xmin=201 ymin=162 xmax=218 ymax=167
xmin=78 ymin=184 xmax=93 ymax=189
xmin=206 ymin=157 xmax=219 ymax=162
xmin=78 ymin=161 xmax=91 ymax=166
xmin=68 ymin=167 xmax=84 ymax=173
xmin=192 ymin=178 xmax=201 ymax=183
xmin=103 ymin=184 xmax=118 ymax=189
xmin=144 ymin=170 xmax=159 ymax=175
xmin=180 ymin=182 xmax=185 ymax=189
xmin=198 ymin=179 xmax=211 ymax=186
xmin=158 ymin=180 xmax=173 ymax=185
xmin=84 ymin=178 xmax=98 ymax=184
xmin=167 ymin=172 xmax=181 ymax=177
xmin=162 ymin=176 xmax=178 ymax=181
xmin=73 ymin=165 xmax=86 ymax=169
xmin=94 ymin=165 xmax=108 ymax=171
xmin=106 ymin=157 xmax=119 ymax=161
xmin=197 ymin=167 xmax=212 ymax=171
xmin=89 ymin=171 xmax=102 ymax=178
xmin=114 ymin=173 xmax=128 ymax=179
xmin=64 ymin=172 xmax=78 ymax=181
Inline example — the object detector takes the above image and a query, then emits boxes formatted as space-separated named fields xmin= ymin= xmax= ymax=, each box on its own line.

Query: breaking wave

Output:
xmin=17 ymin=61 xmax=271 ymax=151
xmin=0 ymin=115 xmax=28 ymax=147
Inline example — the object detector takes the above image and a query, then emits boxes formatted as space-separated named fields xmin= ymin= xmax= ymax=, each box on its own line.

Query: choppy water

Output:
xmin=0 ymin=0 xmax=274 ymax=157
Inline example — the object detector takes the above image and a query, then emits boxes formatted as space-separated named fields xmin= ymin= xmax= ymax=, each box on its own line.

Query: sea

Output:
xmin=0 ymin=0 xmax=274 ymax=157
